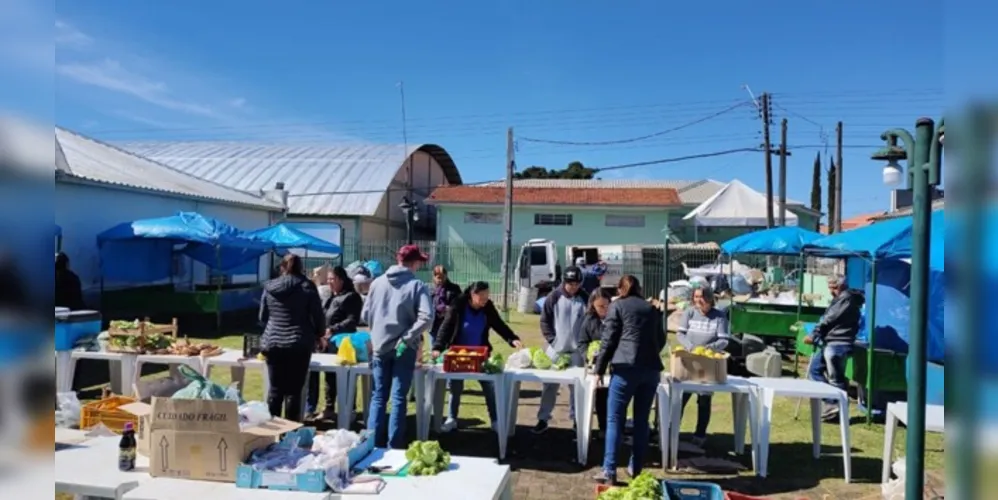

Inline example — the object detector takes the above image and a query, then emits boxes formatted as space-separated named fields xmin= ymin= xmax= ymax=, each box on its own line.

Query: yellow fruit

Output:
xmin=692 ymin=346 xmax=706 ymax=355
xmin=673 ymin=346 xmax=685 ymax=352
xmin=256 ymin=353 xmax=266 ymax=360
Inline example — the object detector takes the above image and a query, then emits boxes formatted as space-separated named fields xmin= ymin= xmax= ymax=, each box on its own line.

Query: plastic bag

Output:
xmin=55 ymin=392 xmax=81 ymax=428
xmin=731 ymin=273 xmax=754 ymax=295
xmin=171 ymin=364 xmax=243 ymax=402
xmin=505 ymin=348 xmax=533 ymax=369
xmin=238 ymin=401 xmax=272 ymax=428
xmin=339 ymin=337 xmax=358 ymax=364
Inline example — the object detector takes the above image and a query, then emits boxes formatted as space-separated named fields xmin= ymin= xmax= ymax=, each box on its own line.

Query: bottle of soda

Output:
xmin=118 ymin=422 xmax=137 ymax=471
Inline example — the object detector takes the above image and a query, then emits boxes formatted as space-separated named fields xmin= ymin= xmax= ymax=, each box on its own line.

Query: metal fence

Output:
xmin=302 ymin=239 xmax=842 ymax=308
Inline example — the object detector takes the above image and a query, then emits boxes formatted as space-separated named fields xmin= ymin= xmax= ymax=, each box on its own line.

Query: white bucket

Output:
xmin=516 ymin=286 xmax=537 ymax=314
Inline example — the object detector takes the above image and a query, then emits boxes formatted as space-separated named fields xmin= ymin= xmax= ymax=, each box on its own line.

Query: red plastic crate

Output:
xmin=442 ymin=346 xmax=489 ymax=373
xmin=725 ymin=493 xmax=767 ymax=500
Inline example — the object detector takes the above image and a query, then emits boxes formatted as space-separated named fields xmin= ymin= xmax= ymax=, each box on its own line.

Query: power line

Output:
xmin=518 ymin=102 xmax=750 ymax=146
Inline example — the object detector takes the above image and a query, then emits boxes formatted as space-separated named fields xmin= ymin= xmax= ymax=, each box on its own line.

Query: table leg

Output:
xmin=839 ymin=396 xmax=852 ymax=483
xmin=809 ymin=398 xmax=822 ymax=459
xmin=881 ymin=404 xmax=898 ymax=483
xmin=414 ymin=371 xmax=426 ymax=442
xmin=55 ymin=351 xmax=75 ymax=393
xmin=746 ymin=390 xmax=761 ymax=474
xmin=431 ymin=378 xmax=446 ymax=434
xmin=108 ymin=359 xmax=123 ymax=394
xmin=119 ymin=355 xmax=137 ymax=397
xmin=758 ymin=389 xmax=776 ymax=478
xmin=505 ymin=380 xmax=520 ymax=438
xmin=731 ymin=393 xmax=746 ymax=454
xmin=656 ymin=385 xmax=671 ymax=471
xmin=228 ymin=365 xmax=247 ymax=394
xmin=343 ymin=372 xmax=359 ymax=429
xmin=573 ymin=381 xmax=587 ymax=464
xmin=336 ymin=368 xmax=351 ymax=430
xmin=668 ymin=387 xmax=684 ymax=470
xmin=580 ymin=378 xmax=597 ymax=465
xmin=494 ymin=375 xmax=507 ymax=460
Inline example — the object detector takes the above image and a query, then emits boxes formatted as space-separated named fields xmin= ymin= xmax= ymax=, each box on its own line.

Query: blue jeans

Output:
xmin=367 ymin=347 xmax=417 ymax=449
xmin=603 ymin=366 xmax=659 ymax=476
xmin=808 ymin=342 xmax=852 ymax=406
xmin=447 ymin=379 xmax=498 ymax=424
xmin=680 ymin=393 xmax=713 ymax=438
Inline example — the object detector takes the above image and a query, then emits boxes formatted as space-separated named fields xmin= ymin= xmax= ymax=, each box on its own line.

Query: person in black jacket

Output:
xmin=431 ymin=281 xmax=523 ymax=433
xmin=592 ymin=275 xmax=665 ymax=485
xmin=578 ymin=290 xmax=611 ymax=436
xmin=55 ymin=252 xmax=84 ymax=310
xmin=259 ymin=254 xmax=325 ymax=422
xmin=429 ymin=265 xmax=462 ymax=344
xmin=306 ymin=266 xmax=363 ymax=420
xmin=804 ymin=274 xmax=865 ymax=422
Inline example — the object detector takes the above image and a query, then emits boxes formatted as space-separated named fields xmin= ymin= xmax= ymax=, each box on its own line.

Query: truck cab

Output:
xmin=515 ymin=239 xmax=559 ymax=287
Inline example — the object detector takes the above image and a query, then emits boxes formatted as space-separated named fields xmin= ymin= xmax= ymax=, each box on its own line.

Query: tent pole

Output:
xmin=215 ymin=246 xmax=222 ymax=333
xmin=864 ymin=258 xmax=878 ymax=424
xmin=794 ymin=250 xmax=805 ymax=377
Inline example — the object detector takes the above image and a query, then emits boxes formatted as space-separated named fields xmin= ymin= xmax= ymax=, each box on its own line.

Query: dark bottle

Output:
xmin=118 ymin=422 xmax=137 ymax=471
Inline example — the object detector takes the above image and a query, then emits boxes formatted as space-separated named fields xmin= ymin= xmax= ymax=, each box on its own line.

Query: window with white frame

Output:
xmin=605 ymin=214 xmax=645 ymax=227
xmin=464 ymin=212 xmax=502 ymax=224
xmin=534 ymin=213 xmax=573 ymax=226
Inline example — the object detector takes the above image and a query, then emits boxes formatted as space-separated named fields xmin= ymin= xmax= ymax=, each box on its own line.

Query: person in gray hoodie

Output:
xmin=675 ymin=285 xmax=731 ymax=446
xmin=360 ymin=245 xmax=433 ymax=449
xmin=533 ymin=265 xmax=589 ymax=434
xmin=259 ymin=254 xmax=325 ymax=422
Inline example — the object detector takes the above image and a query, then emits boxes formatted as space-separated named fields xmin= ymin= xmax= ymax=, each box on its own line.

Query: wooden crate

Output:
xmin=443 ymin=346 xmax=489 ymax=373
xmin=80 ymin=390 xmax=138 ymax=434
xmin=670 ymin=350 xmax=729 ymax=384
xmin=106 ymin=317 xmax=178 ymax=354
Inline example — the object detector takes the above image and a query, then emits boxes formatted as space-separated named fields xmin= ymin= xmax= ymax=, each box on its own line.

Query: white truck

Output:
xmin=513 ymin=238 xmax=721 ymax=295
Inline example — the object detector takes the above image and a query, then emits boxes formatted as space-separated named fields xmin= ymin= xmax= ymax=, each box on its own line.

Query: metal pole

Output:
xmin=903 ymin=118 xmax=935 ymax=500
xmin=865 ymin=259 xmax=877 ymax=424
xmin=778 ymin=118 xmax=788 ymax=226
xmin=661 ymin=227 xmax=672 ymax=328
xmin=834 ymin=122 xmax=844 ymax=233
xmin=761 ymin=93 xmax=774 ymax=228
xmin=499 ymin=127 xmax=515 ymax=314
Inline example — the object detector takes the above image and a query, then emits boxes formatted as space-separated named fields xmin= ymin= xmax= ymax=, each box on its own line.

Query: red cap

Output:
xmin=397 ymin=244 xmax=429 ymax=263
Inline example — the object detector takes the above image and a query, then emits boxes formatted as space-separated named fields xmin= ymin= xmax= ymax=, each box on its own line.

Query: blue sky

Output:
xmin=5 ymin=0 xmax=975 ymax=219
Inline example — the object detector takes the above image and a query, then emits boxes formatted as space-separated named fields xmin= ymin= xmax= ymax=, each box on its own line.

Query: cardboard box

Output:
xmin=669 ymin=350 xmax=729 ymax=384
xmin=120 ymin=398 xmax=301 ymax=482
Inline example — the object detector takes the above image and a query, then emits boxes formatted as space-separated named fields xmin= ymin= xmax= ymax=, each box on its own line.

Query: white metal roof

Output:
xmin=118 ymin=141 xmax=462 ymax=217
xmin=55 ymin=128 xmax=283 ymax=210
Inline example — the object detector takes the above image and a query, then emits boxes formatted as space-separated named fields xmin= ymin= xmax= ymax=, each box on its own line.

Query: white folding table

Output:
xmin=133 ymin=353 xmax=205 ymax=391
xmin=881 ymin=401 xmax=945 ymax=484
xmin=121 ymin=477 xmax=334 ymax=500
xmin=751 ymin=377 xmax=852 ymax=482
xmin=202 ymin=349 xmax=269 ymax=399
xmin=307 ymin=353 xmax=352 ymax=425
xmin=423 ymin=365 xmax=507 ymax=457
xmin=55 ymin=435 xmax=150 ymax=499
xmin=502 ymin=367 xmax=588 ymax=464
xmin=56 ymin=350 xmax=137 ymax=396
xmin=665 ymin=375 xmax=757 ymax=471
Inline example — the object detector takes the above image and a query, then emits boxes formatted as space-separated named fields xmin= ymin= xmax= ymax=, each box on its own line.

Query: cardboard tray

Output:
xmin=235 ymin=430 xmax=375 ymax=493
xmin=669 ymin=350 xmax=729 ymax=384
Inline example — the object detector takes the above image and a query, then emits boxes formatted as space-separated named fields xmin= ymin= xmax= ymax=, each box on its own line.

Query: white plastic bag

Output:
xmin=505 ymin=348 xmax=533 ymax=369
xmin=238 ymin=401 xmax=272 ymax=428
xmin=55 ymin=392 xmax=81 ymax=428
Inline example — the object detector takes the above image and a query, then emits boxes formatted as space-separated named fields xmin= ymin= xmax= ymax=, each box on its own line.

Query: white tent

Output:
xmin=682 ymin=179 xmax=798 ymax=227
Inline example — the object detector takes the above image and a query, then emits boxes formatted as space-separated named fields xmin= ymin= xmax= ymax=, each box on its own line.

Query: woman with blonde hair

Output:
xmin=592 ymin=275 xmax=665 ymax=484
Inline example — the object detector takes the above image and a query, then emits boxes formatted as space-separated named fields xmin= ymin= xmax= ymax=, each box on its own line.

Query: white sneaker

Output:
xmin=440 ymin=418 xmax=458 ymax=433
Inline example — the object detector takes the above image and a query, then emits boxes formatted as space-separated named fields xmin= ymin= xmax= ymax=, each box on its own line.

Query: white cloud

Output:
xmin=228 ymin=97 xmax=247 ymax=108
xmin=55 ymin=20 xmax=93 ymax=48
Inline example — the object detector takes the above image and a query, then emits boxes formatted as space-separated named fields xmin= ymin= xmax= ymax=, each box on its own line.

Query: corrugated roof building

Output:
xmin=51 ymin=128 xmax=283 ymax=294
xmin=119 ymin=141 xmax=462 ymax=243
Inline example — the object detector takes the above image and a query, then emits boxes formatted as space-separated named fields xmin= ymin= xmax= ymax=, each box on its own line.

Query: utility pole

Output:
xmin=398 ymin=81 xmax=414 ymax=243
xmin=761 ymin=93 xmax=775 ymax=228
xmin=499 ymin=127 xmax=515 ymax=314
xmin=778 ymin=118 xmax=788 ymax=226
xmin=835 ymin=121 xmax=843 ymax=233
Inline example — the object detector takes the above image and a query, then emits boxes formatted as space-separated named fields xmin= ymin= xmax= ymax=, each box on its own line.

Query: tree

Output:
xmin=810 ymin=152 xmax=822 ymax=213
xmin=513 ymin=161 xmax=598 ymax=179
xmin=826 ymin=158 xmax=837 ymax=231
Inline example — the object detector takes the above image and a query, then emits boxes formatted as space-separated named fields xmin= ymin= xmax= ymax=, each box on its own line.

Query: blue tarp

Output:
xmin=97 ymin=212 xmax=273 ymax=282
xmin=55 ymin=224 xmax=62 ymax=237
xmin=246 ymin=223 xmax=341 ymax=255
xmin=721 ymin=226 xmax=823 ymax=255
xmin=805 ymin=210 xmax=946 ymax=262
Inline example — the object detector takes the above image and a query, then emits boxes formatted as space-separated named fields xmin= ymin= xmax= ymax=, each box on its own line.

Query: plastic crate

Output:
xmin=443 ymin=346 xmax=489 ymax=373
xmin=724 ymin=492 xmax=767 ymax=500
xmin=243 ymin=333 xmax=263 ymax=357
xmin=663 ymin=480 xmax=725 ymax=500
xmin=80 ymin=394 xmax=138 ymax=434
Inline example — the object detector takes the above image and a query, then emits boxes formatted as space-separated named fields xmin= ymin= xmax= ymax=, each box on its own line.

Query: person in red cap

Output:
xmin=360 ymin=244 xmax=433 ymax=448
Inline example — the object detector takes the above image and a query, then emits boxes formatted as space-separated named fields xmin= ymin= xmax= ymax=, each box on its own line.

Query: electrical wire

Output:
xmin=518 ymin=102 xmax=750 ymax=146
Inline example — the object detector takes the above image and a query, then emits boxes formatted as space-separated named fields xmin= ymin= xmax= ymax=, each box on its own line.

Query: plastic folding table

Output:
xmin=202 ymin=349 xmax=269 ymax=400
xmin=881 ymin=401 xmax=944 ymax=484
xmin=423 ymin=365 xmax=507 ymax=457
xmin=664 ymin=375 xmax=758 ymax=471
xmin=55 ymin=435 xmax=150 ymax=499
xmin=502 ymin=367 xmax=588 ymax=464
xmin=56 ymin=350 xmax=137 ymax=396
xmin=751 ymin=377 xmax=852 ymax=482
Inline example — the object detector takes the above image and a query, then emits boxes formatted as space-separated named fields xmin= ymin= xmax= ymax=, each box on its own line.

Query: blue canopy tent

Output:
xmin=721 ymin=226 xmax=823 ymax=255
xmin=246 ymin=223 xmax=342 ymax=256
xmin=803 ymin=210 xmax=945 ymax=421
xmin=97 ymin=212 xmax=274 ymax=328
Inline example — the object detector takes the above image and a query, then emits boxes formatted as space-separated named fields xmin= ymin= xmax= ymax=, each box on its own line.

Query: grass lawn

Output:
xmin=68 ymin=311 xmax=945 ymax=498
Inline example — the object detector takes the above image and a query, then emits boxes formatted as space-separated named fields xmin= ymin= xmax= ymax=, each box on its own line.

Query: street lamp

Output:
xmin=870 ymin=117 xmax=944 ymax=500
xmin=399 ymin=196 xmax=419 ymax=244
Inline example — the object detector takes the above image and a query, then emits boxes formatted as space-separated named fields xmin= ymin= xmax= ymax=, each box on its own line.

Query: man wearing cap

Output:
xmin=361 ymin=244 xmax=433 ymax=448
xmin=804 ymin=274 xmax=865 ymax=422
xmin=534 ymin=265 xmax=590 ymax=434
